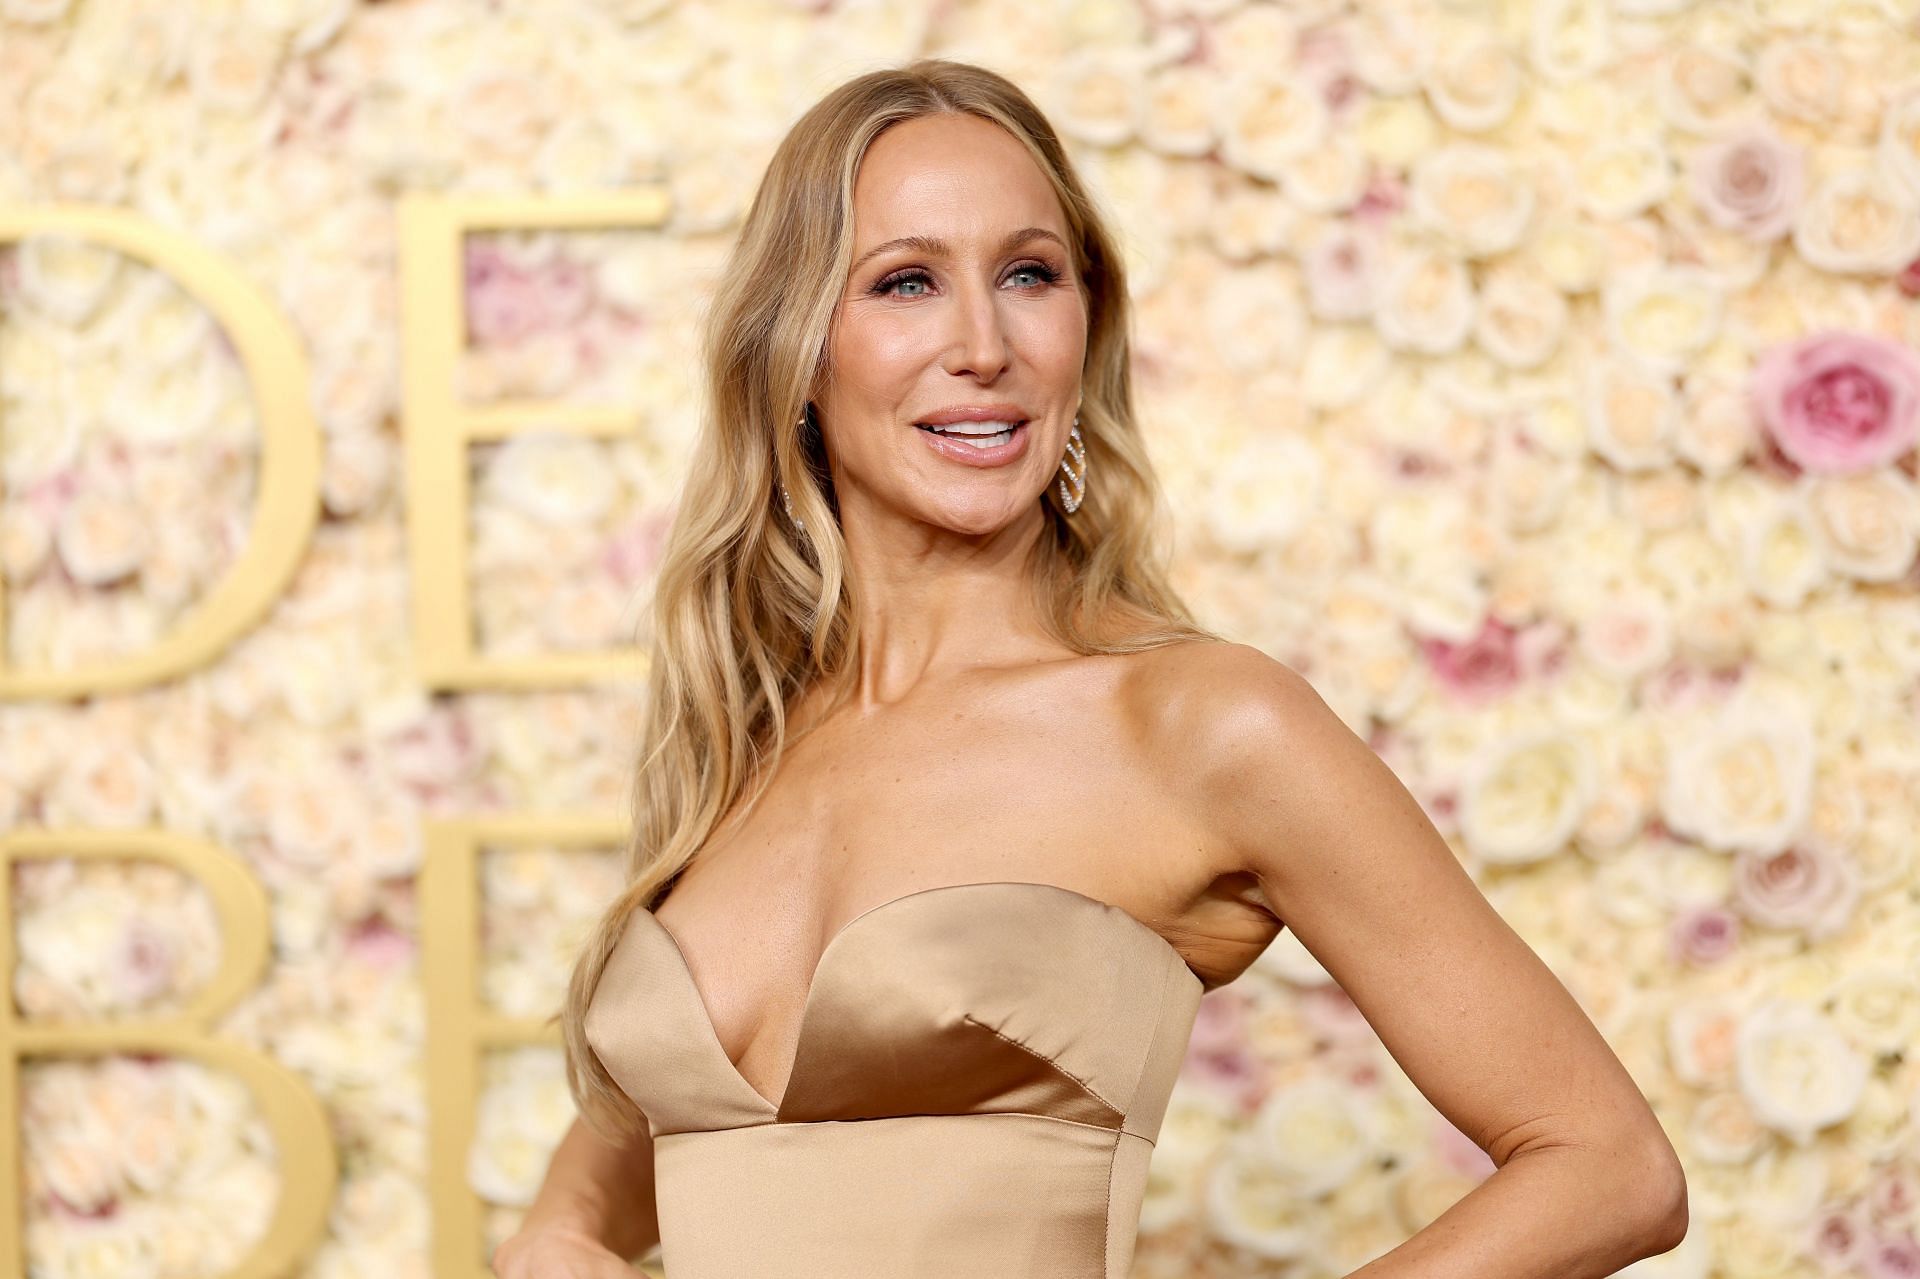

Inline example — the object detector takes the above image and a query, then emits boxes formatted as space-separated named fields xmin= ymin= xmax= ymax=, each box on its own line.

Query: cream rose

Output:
xmin=1685 ymin=1089 xmax=1769 ymax=1165
xmin=1827 ymin=965 xmax=1920 ymax=1056
xmin=1658 ymin=44 xmax=1757 ymax=135
xmin=1473 ymin=265 xmax=1569 ymax=370
xmin=1603 ymin=266 xmax=1725 ymax=376
xmin=1734 ymin=998 xmax=1869 ymax=1145
xmin=1215 ymin=72 xmax=1329 ymax=181
xmin=1251 ymin=1077 xmax=1377 ymax=1197
xmin=1586 ymin=359 xmax=1681 ymax=470
xmin=1578 ymin=137 xmax=1674 ymax=221
xmin=1424 ymin=40 xmax=1522 ymax=133
xmin=1202 ymin=1134 xmax=1316 ymax=1259
xmin=1457 ymin=728 xmax=1595 ymax=865
xmin=1201 ymin=432 xmax=1325 ymax=554
xmin=1045 ymin=47 xmax=1142 ymax=148
xmin=1793 ymin=168 xmax=1920 ymax=276
xmin=1374 ymin=244 xmax=1474 ymax=355
xmin=1407 ymin=143 xmax=1535 ymax=258
xmin=1755 ymin=36 xmax=1846 ymax=125
xmin=1138 ymin=61 xmax=1217 ymax=157
xmin=1796 ymin=470 xmax=1920 ymax=582
xmin=1740 ymin=499 xmax=1827 ymax=608
xmin=1659 ymin=694 xmax=1815 ymax=856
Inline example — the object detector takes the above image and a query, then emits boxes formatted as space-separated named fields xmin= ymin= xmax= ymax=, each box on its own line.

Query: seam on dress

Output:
xmin=958 ymin=1012 xmax=1124 ymax=1114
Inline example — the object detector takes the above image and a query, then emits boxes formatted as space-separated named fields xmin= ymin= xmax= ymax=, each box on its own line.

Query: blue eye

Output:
xmin=870 ymin=261 xmax=1062 ymax=298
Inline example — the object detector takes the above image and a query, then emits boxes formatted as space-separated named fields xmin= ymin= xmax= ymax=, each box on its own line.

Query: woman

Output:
xmin=493 ymin=59 xmax=1687 ymax=1279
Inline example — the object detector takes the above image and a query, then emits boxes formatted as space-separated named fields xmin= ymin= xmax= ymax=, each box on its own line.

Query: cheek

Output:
xmin=836 ymin=311 xmax=938 ymax=379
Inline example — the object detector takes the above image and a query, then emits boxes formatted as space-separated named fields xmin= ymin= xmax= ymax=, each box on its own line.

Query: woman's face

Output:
xmin=815 ymin=112 xmax=1089 ymax=538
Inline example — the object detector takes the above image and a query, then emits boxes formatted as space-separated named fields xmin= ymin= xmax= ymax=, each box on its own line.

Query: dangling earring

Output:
xmin=1057 ymin=415 xmax=1087 ymax=514
xmin=781 ymin=410 xmax=806 ymax=534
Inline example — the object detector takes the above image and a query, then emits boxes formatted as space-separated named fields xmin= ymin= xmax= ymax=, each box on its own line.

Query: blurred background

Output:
xmin=4 ymin=1 xmax=1919 ymax=1277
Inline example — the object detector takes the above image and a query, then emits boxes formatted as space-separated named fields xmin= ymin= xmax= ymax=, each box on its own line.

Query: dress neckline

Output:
xmin=641 ymin=879 xmax=1207 ymax=1116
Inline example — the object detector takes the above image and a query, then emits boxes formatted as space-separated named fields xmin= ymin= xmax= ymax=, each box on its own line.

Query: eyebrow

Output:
xmin=850 ymin=226 xmax=1068 ymax=274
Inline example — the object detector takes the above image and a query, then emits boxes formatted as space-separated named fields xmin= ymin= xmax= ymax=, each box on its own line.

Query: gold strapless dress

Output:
xmin=584 ymin=880 xmax=1209 ymax=1277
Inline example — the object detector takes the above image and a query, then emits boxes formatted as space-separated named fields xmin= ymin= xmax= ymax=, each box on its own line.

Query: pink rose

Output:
xmin=1808 ymin=1205 xmax=1869 ymax=1270
xmin=1690 ymin=124 xmax=1804 ymax=241
xmin=1750 ymin=330 xmax=1920 ymax=473
xmin=1730 ymin=843 xmax=1861 ymax=940
xmin=1669 ymin=905 xmax=1740 ymax=966
xmin=1419 ymin=617 xmax=1522 ymax=704
xmin=1864 ymin=1230 xmax=1920 ymax=1279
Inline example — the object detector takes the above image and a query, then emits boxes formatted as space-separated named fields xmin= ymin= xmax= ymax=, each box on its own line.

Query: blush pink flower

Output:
xmin=1730 ymin=843 xmax=1861 ymax=940
xmin=1670 ymin=905 xmax=1740 ymax=966
xmin=1690 ymin=124 xmax=1805 ymax=241
xmin=1419 ymin=617 xmax=1523 ymax=704
xmin=1750 ymin=330 xmax=1920 ymax=473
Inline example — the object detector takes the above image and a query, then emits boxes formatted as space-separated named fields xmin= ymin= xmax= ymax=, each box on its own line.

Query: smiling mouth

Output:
xmin=917 ymin=418 xmax=1036 ymax=443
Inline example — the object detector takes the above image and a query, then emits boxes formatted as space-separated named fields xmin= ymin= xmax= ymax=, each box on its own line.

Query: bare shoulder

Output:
xmin=1118 ymin=638 xmax=1332 ymax=859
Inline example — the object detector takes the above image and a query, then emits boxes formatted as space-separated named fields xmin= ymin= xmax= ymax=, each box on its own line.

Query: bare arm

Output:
xmin=1179 ymin=645 xmax=1688 ymax=1278
xmin=491 ymin=1115 xmax=662 ymax=1275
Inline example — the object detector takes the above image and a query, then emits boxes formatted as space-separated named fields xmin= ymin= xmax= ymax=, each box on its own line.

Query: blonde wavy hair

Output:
xmin=561 ymin=56 xmax=1224 ymax=1141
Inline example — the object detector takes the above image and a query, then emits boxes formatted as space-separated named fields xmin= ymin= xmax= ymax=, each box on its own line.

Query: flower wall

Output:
xmin=4 ymin=1 xmax=1920 ymax=1277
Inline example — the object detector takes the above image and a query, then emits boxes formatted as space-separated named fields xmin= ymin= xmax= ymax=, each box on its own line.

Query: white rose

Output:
xmin=1253 ymin=1077 xmax=1378 ymax=1198
xmin=1408 ymin=144 xmax=1535 ymax=258
xmin=1578 ymin=137 xmax=1674 ymax=221
xmin=1735 ymin=998 xmax=1869 ymax=1144
xmin=1473 ymin=266 xmax=1568 ymax=370
xmin=1215 ymin=72 xmax=1330 ymax=181
xmin=44 ymin=739 xmax=158 ymax=829
xmin=1299 ymin=226 xmax=1379 ymax=324
xmin=1878 ymin=87 xmax=1920 ymax=199
xmin=1205 ymin=262 xmax=1306 ymax=374
xmin=15 ymin=233 xmax=121 ymax=327
xmin=1793 ymin=168 xmax=1920 ymax=276
xmin=1741 ymin=497 xmax=1827 ymax=608
xmin=1532 ymin=215 xmax=1609 ymax=294
xmin=1044 ymin=47 xmax=1143 ymax=148
xmin=1279 ymin=134 xmax=1369 ymax=215
xmin=1827 ymin=965 xmax=1920 ymax=1056
xmin=1585 ymin=359 xmax=1681 ymax=470
xmin=1138 ymin=61 xmax=1216 ymax=157
xmin=1202 ymin=433 xmax=1325 ymax=554
xmin=1206 ymin=3 xmax=1307 ymax=76
xmin=187 ymin=18 xmax=285 ymax=114
xmin=1203 ymin=1134 xmax=1317 ymax=1259
xmin=1458 ymin=729 xmax=1595 ymax=865
xmin=1424 ymin=40 xmax=1521 ymax=133
xmin=1675 ymin=378 xmax=1755 ymax=474
xmin=1355 ymin=95 xmax=1438 ymax=169
xmin=1206 ymin=181 xmax=1297 ymax=263
xmin=1347 ymin=6 xmax=1426 ymax=95
xmin=1797 ymin=470 xmax=1920 ymax=583
xmin=1576 ymin=588 xmax=1674 ymax=680
xmin=481 ymin=433 xmax=622 ymax=525
xmin=1528 ymin=0 xmax=1614 ymax=83
xmin=1666 ymin=993 xmax=1745 ymax=1088
xmin=1603 ymin=266 xmax=1724 ymax=376
xmin=1374 ymin=245 xmax=1474 ymax=355
xmin=51 ymin=484 xmax=147 ymax=587
xmin=1659 ymin=693 xmax=1816 ymax=856
xmin=1684 ymin=1089 xmax=1769 ymax=1165
xmin=1657 ymin=44 xmax=1757 ymax=136
xmin=1755 ymin=36 xmax=1845 ymax=125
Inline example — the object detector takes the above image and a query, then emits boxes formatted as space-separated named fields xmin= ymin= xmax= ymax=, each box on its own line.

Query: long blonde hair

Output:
xmin=561 ymin=56 xmax=1223 ymax=1141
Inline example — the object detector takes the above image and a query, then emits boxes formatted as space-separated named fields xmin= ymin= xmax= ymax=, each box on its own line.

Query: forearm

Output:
xmin=1344 ymin=1141 xmax=1687 ymax=1279
xmin=517 ymin=1114 xmax=662 ymax=1261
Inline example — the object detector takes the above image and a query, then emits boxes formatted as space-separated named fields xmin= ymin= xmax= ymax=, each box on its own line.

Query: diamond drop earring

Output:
xmin=1057 ymin=415 xmax=1086 ymax=514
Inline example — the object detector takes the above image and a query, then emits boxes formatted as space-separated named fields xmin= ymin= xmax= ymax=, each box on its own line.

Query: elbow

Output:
xmin=1631 ymin=1139 xmax=1691 ymax=1257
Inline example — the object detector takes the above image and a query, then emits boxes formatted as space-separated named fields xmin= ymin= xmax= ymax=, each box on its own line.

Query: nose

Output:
xmin=940 ymin=275 xmax=1012 ymax=381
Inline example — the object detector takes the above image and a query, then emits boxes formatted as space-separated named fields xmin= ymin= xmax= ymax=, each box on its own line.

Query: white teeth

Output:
xmin=919 ymin=420 xmax=1023 ymax=436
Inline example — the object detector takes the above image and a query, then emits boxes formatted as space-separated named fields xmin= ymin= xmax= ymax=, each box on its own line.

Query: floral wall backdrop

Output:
xmin=5 ymin=1 xmax=1920 ymax=1277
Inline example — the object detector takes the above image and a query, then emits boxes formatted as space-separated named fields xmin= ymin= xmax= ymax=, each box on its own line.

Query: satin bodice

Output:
xmin=583 ymin=879 xmax=1209 ymax=1277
